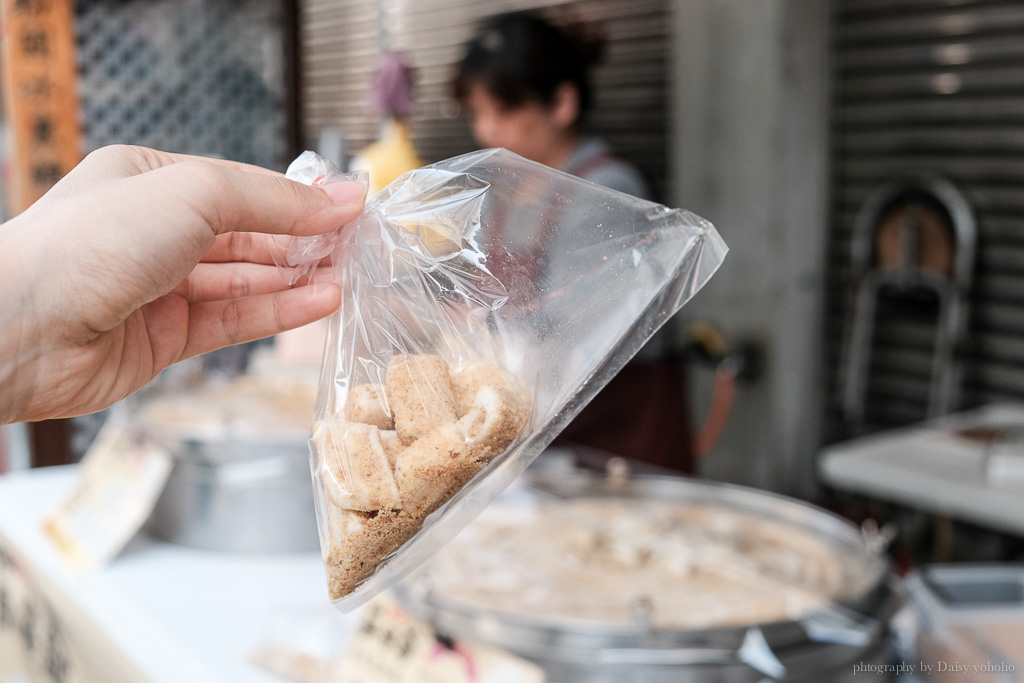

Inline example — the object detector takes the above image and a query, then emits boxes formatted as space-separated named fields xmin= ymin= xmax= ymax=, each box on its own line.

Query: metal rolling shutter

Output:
xmin=829 ymin=0 xmax=1024 ymax=438
xmin=300 ymin=0 xmax=668 ymax=193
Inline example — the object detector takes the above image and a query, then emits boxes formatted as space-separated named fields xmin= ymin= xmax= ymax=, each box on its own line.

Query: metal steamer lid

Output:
xmin=397 ymin=462 xmax=896 ymax=675
xmin=134 ymin=376 xmax=316 ymax=464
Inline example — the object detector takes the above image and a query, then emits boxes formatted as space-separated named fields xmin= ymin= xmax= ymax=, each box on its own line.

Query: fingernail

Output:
xmin=323 ymin=180 xmax=365 ymax=206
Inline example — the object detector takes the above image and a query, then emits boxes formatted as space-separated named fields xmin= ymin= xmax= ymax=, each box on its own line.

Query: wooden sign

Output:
xmin=0 ymin=0 xmax=83 ymax=215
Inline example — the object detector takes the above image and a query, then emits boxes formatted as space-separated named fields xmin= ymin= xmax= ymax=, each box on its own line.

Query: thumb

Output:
xmin=152 ymin=158 xmax=366 ymax=238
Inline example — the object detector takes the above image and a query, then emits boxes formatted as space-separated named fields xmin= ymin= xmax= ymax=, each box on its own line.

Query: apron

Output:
xmin=484 ymin=144 xmax=694 ymax=472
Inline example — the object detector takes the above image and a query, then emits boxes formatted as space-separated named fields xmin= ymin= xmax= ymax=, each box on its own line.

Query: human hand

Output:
xmin=0 ymin=145 xmax=365 ymax=423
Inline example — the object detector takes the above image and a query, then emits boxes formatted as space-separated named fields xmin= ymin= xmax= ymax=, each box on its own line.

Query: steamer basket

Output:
xmin=398 ymin=464 xmax=898 ymax=682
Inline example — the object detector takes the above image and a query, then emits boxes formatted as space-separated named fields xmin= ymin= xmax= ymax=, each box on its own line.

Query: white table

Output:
xmin=0 ymin=465 xmax=359 ymax=683
xmin=819 ymin=403 xmax=1024 ymax=536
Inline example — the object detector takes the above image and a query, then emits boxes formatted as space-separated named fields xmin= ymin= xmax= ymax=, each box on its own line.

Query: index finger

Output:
xmin=201 ymin=231 xmax=336 ymax=268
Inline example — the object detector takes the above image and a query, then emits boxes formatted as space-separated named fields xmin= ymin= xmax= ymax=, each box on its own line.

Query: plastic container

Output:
xmin=906 ymin=564 xmax=1024 ymax=682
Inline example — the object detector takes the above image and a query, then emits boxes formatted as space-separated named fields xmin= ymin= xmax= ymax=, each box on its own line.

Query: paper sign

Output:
xmin=331 ymin=593 xmax=545 ymax=683
xmin=0 ymin=533 xmax=149 ymax=683
xmin=0 ymin=538 xmax=85 ymax=683
xmin=42 ymin=420 xmax=173 ymax=573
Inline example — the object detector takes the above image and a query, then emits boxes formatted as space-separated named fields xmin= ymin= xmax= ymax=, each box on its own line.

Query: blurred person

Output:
xmin=0 ymin=145 xmax=365 ymax=425
xmin=451 ymin=12 xmax=691 ymax=473
xmin=452 ymin=11 xmax=651 ymax=200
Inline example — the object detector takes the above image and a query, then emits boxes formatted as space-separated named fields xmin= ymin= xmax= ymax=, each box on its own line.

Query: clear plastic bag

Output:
xmin=276 ymin=148 xmax=727 ymax=611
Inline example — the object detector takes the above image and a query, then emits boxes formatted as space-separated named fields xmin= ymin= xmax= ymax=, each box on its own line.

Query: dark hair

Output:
xmin=452 ymin=11 xmax=604 ymax=127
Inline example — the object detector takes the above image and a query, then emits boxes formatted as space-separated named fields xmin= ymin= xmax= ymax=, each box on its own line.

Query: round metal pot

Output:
xmin=144 ymin=431 xmax=319 ymax=553
xmin=397 ymin=466 xmax=898 ymax=682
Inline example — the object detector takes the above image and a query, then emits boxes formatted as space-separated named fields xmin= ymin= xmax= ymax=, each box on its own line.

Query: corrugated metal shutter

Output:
xmin=829 ymin=0 xmax=1024 ymax=437
xmin=300 ymin=0 xmax=668 ymax=193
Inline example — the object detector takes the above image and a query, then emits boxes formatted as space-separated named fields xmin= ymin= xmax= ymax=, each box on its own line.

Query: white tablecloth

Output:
xmin=0 ymin=465 xmax=358 ymax=683
xmin=819 ymin=404 xmax=1024 ymax=536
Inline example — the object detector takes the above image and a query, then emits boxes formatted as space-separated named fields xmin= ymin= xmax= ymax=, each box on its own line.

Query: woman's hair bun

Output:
xmin=556 ymin=14 xmax=607 ymax=70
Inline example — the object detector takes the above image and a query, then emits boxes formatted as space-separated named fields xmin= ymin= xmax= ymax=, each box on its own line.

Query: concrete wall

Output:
xmin=669 ymin=0 xmax=831 ymax=496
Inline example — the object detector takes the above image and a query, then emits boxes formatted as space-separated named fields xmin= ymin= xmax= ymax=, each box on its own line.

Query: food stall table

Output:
xmin=818 ymin=404 xmax=1024 ymax=537
xmin=0 ymin=464 xmax=358 ymax=683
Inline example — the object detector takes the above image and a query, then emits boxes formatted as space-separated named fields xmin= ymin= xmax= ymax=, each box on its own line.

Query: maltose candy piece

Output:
xmin=459 ymin=385 xmax=531 ymax=453
xmin=344 ymin=384 xmax=393 ymax=430
xmin=393 ymin=422 xmax=486 ymax=518
xmin=379 ymin=429 xmax=404 ymax=469
xmin=394 ymin=384 xmax=530 ymax=517
xmin=451 ymin=358 xmax=531 ymax=417
xmin=323 ymin=506 xmax=422 ymax=601
xmin=387 ymin=354 xmax=458 ymax=445
xmin=315 ymin=419 xmax=402 ymax=512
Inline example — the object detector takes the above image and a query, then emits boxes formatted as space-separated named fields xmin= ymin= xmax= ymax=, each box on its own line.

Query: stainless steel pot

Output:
xmin=397 ymin=463 xmax=898 ymax=682
xmin=144 ymin=431 xmax=319 ymax=553
xmin=136 ymin=379 xmax=320 ymax=553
